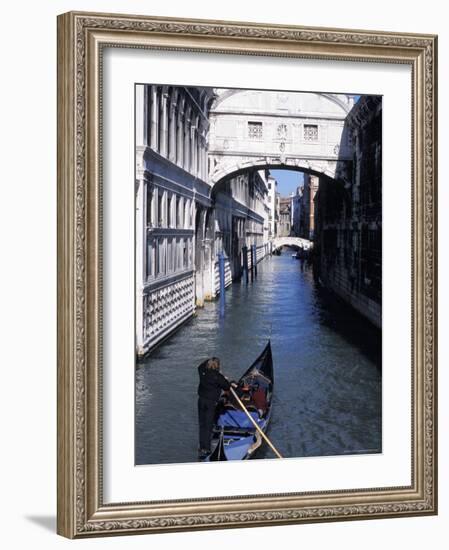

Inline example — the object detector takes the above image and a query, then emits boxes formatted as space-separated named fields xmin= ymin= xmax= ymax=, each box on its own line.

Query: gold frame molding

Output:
xmin=57 ymin=11 xmax=438 ymax=538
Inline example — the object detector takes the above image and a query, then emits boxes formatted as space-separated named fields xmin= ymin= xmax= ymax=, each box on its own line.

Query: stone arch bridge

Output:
xmin=272 ymin=237 xmax=313 ymax=251
xmin=208 ymin=89 xmax=355 ymax=186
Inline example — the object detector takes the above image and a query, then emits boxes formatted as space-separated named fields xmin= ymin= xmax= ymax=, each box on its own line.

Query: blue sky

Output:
xmin=270 ymin=170 xmax=304 ymax=196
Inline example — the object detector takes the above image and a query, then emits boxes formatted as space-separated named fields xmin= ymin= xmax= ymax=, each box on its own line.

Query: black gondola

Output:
xmin=204 ymin=341 xmax=274 ymax=461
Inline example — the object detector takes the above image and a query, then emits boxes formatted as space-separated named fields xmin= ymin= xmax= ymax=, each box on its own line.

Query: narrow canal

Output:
xmin=135 ymin=251 xmax=382 ymax=465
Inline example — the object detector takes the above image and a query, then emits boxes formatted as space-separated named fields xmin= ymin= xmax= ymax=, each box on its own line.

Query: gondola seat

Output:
xmin=217 ymin=410 xmax=261 ymax=429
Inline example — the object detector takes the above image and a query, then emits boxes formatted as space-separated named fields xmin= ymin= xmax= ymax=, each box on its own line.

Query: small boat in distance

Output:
xmin=204 ymin=341 xmax=274 ymax=461
xmin=294 ymin=247 xmax=311 ymax=260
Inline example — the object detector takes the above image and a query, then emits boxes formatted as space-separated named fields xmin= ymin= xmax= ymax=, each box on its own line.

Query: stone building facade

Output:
xmin=291 ymin=186 xmax=303 ymax=237
xmin=135 ymin=86 xmax=371 ymax=355
xmin=275 ymin=192 xmax=281 ymax=235
xmin=135 ymin=84 xmax=215 ymax=355
xmin=278 ymin=197 xmax=292 ymax=237
xmin=136 ymin=85 xmax=273 ymax=356
xmin=313 ymin=96 xmax=382 ymax=328
xmin=299 ymin=174 xmax=319 ymax=240
xmin=266 ymin=174 xmax=278 ymax=239
xmin=208 ymin=89 xmax=354 ymax=184
xmin=212 ymin=169 xmax=270 ymax=289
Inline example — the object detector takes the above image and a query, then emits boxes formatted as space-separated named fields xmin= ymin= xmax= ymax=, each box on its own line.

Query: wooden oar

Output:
xmin=229 ymin=387 xmax=283 ymax=459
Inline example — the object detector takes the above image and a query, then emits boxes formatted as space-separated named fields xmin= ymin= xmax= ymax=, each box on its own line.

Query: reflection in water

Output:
xmin=135 ymin=252 xmax=381 ymax=465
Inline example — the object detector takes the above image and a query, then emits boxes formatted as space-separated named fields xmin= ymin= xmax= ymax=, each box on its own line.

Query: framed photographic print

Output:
xmin=57 ymin=11 xmax=437 ymax=538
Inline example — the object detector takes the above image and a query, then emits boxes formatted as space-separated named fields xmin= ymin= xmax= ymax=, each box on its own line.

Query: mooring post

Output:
xmin=253 ymin=244 xmax=258 ymax=278
xmin=242 ymin=245 xmax=249 ymax=284
xmin=218 ymin=251 xmax=226 ymax=317
xmin=250 ymin=244 xmax=254 ymax=282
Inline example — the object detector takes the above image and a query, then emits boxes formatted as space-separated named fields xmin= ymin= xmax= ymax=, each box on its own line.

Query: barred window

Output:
xmin=176 ymin=196 xmax=181 ymax=228
xmin=146 ymin=240 xmax=155 ymax=279
xmin=248 ymin=121 xmax=263 ymax=139
xmin=157 ymin=191 xmax=166 ymax=227
xmin=183 ymin=239 xmax=187 ymax=268
xmin=158 ymin=238 xmax=166 ymax=276
xmin=304 ymin=124 xmax=318 ymax=141
xmin=146 ymin=185 xmax=154 ymax=227
xmin=167 ymin=194 xmax=172 ymax=227
xmin=184 ymin=199 xmax=190 ymax=229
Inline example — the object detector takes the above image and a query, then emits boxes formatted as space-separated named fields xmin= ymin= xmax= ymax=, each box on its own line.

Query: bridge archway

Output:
xmin=211 ymin=161 xmax=342 ymax=192
xmin=272 ymin=236 xmax=312 ymax=250
xmin=211 ymin=162 xmax=350 ymax=252
xmin=208 ymin=88 xmax=354 ymax=187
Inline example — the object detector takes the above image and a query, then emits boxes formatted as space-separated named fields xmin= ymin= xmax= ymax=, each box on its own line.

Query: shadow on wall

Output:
xmin=313 ymin=95 xmax=382 ymax=330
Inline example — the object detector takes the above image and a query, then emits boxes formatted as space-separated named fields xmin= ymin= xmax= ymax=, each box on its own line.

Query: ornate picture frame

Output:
xmin=57 ymin=11 xmax=437 ymax=538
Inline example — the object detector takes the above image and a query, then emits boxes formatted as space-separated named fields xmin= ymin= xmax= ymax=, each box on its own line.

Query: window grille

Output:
xmin=304 ymin=124 xmax=318 ymax=141
xmin=248 ymin=121 xmax=263 ymax=139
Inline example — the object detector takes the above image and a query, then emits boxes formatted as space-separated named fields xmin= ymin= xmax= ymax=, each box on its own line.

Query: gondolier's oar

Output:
xmin=229 ymin=387 xmax=283 ymax=459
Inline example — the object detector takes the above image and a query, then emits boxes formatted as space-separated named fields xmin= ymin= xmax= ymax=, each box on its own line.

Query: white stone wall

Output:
xmin=213 ymin=170 xmax=269 ymax=285
xmin=256 ymin=169 xmax=271 ymax=246
xmin=136 ymin=87 xmax=355 ymax=355
xmin=209 ymin=90 xmax=354 ymax=183
xmin=266 ymin=175 xmax=277 ymax=239
xmin=136 ymin=85 xmax=214 ymax=356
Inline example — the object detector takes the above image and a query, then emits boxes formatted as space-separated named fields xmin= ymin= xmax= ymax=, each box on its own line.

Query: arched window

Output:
xmin=146 ymin=183 xmax=153 ymax=227
xmin=178 ymin=196 xmax=184 ymax=228
xmin=167 ymin=194 xmax=172 ymax=228
xmin=184 ymin=199 xmax=190 ymax=229
xmin=146 ymin=240 xmax=155 ymax=279
xmin=167 ymin=87 xmax=173 ymax=159
xmin=183 ymin=109 xmax=189 ymax=170
xmin=157 ymin=87 xmax=164 ymax=153
xmin=148 ymin=86 xmax=154 ymax=148
xmin=175 ymin=196 xmax=180 ymax=228
xmin=182 ymin=239 xmax=187 ymax=269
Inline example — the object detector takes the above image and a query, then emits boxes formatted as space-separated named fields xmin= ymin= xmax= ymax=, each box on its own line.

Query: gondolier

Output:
xmin=197 ymin=357 xmax=236 ymax=458
xmin=202 ymin=340 xmax=280 ymax=461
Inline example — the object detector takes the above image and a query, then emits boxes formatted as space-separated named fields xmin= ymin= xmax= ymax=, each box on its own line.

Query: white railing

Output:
xmin=143 ymin=274 xmax=195 ymax=349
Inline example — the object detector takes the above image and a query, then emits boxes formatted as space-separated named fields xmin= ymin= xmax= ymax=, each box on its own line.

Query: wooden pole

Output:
xmin=229 ymin=387 xmax=283 ymax=459
xmin=242 ymin=245 xmax=249 ymax=284
xmin=250 ymin=245 xmax=254 ymax=282
xmin=218 ymin=251 xmax=225 ymax=318
xmin=253 ymin=244 xmax=258 ymax=278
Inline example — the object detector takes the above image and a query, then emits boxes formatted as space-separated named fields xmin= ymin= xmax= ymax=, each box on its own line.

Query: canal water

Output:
xmin=135 ymin=251 xmax=382 ymax=465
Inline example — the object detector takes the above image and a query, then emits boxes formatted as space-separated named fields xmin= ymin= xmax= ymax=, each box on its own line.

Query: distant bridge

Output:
xmin=272 ymin=237 xmax=313 ymax=250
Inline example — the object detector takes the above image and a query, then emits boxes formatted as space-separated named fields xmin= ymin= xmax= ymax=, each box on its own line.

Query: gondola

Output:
xmin=205 ymin=340 xmax=274 ymax=462
xmin=294 ymin=248 xmax=310 ymax=260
